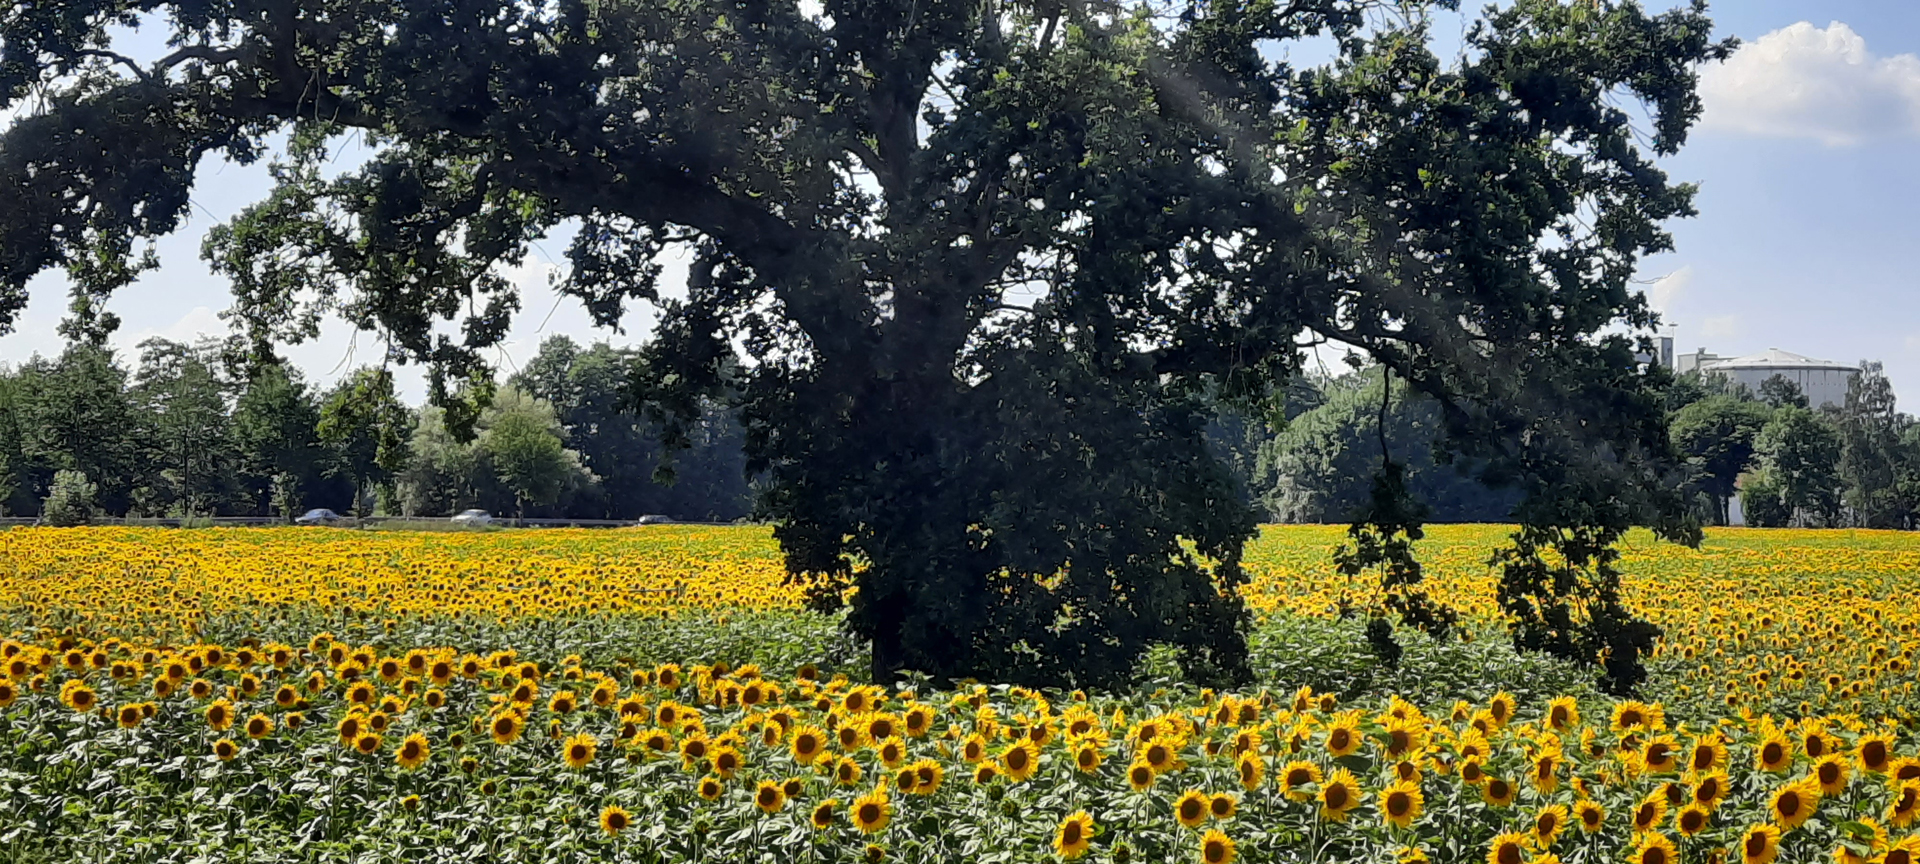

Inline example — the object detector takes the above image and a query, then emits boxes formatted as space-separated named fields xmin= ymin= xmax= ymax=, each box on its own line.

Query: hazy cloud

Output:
xmin=1646 ymin=265 xmax=1693 ymax=315
xmin=1699 ymin=21 xmax=1920 ymax=146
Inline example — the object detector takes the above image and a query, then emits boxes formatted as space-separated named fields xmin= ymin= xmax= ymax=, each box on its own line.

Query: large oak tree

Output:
xmin=0 ymin=0 xmax=1724 ymax=688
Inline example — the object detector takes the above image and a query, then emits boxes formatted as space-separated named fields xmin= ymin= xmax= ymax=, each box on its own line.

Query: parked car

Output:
xmin=295 ymin=508 xmax=344 ymax=525
xmin=635 ymin=514 xmax=675 ymax=525
xmin=451 ymin=509 xmax=493 ymax=526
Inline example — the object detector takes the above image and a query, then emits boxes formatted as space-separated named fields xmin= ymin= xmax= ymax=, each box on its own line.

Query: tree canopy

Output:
xmin=0 ymin=0 xmax=1731 ymax=688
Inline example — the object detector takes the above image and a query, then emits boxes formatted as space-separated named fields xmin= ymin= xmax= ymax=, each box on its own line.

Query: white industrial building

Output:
xmin=1673 ymin=347 xmax=1858 ymax=409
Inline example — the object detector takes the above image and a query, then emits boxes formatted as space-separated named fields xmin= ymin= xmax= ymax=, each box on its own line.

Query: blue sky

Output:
xmin=1 ymin=2 xmax=1916 ymax=404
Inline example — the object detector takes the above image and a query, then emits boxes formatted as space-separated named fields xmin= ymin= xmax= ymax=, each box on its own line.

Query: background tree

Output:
xmin=1258 ymin=366 xmax=1518 ymax=523
xmin=476 ymin=387 xmax=591 ymax=517
xmin=131 ymin=337 xmax=237 ymax=516
xmin=513 ymin=336 xmax=753 ymax=521
xmin=1668 ymin=394 xmax=1772 ymax=526
xmin=231 ymin=361 xmax=337 ymax=516
xmin=1757 ymin=374 xmax=1808 ymax=410
xmin=1744 ymin=406 xmax=1843 ymax=527
xmin=316 ymin=368 xmax=413 ymax=516
xmin=1834 ymin=361 xmax=1910 ymax=528
xmin=8 ymin=346 xmax=142 ymax=515
xmin=40 ymin=469 xmax=99 ymax=526
xmin=396 ymin=406 xmax=485 ymax=517
xmin=0 ymin=0 xmax=1730 ymax=688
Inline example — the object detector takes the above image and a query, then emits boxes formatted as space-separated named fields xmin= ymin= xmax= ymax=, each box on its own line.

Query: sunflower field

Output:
xmin=0 ymin=524 xmax=1916 ymax=863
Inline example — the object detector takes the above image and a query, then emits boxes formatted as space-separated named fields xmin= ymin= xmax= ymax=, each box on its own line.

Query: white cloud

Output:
xmin=1699 ymin=21 xmax=1920 ymax=146
xmin=1646 ymin=265 xmax=1693 ymax=315
xmin=1702 ymin=315 xmax=1743 ymax=340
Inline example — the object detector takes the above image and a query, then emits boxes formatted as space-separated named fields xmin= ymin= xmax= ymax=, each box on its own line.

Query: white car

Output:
xmin=450 ymin=509 xmax=493 ymax=526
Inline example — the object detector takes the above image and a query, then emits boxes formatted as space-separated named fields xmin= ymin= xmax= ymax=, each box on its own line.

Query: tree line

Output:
xmin=0 ymin=336 xmax=752 ymax=524
xmin=1251 ymin=361 xmax=1920 ymax=530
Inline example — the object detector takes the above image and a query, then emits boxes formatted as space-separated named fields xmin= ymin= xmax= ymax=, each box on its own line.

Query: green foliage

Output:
xmin=480 ymin=388 xmax=590 ymax=515
xmin=511 ymin=337 xmax=753 ymax=521
xmin=317 ymin=369 xmax=414 ymax=515
xmin=1259 ymin=367 xmax=1517 ymax=524
xmin=0 ymin=0 xmax=1733 ymax=688
xmin=1748 ymin=406 xmax=1843 ymax=527
xmin=1834 ymin=361 xmax=1918 ymax=528
xmin=1668 ymin=394 xmax=1772 ymax=525
xmin=40 ymin=468 xmax=97 ymax=526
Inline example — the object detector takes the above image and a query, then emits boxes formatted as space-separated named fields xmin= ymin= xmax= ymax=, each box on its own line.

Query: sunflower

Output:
xmin=1002 ymin=741 xmax=1040 ymax=782
xmin=903 ymin=705 xmax=934 ymax=738
xmin=60 ymin=681 xmax=96 ymax=712
xmin=1886 ymin=780 xmax=1919 ymax=829
xmin=204 ymin=698 xmax=234 ymax=733
xmin=1049 ymin=810 xmax=1094 ymax=860
xmin=1573 ymin=800 xmax=1605 ymax=834
xmin=599 ymin=805 xmax=631 ymax=836
xmin=1611 ymin=701 xmax=1663 ymax=733
xmin=212 ymin=738 xmax=239 ymax=761
xmin=1455 ymin=729 xmax=1492 ymax=762
xmin=1675 ymin=803 xmax=1710 ymax=837
xmin=1170 ymin=789 xmax=1209 ymax=828
xmin=1127 ymin=760 xmax=1155 ymax=792
xmin=1629 ymin=832 xmax=1678 ymax=864
xmin=973 ymin=763 xmax=1000 ymax=785
xmin=876 ymin=737 xmax=906 ymax=768
xmin=711 ymin=745 xmax=742 ymax=777
xmin=1756 ymin=733 xmax=1794 ymax=772
xmin=697 ymin=775 xmax=724 ymax=800
xmin=1641 ymin=735 xmax=1681 ymax=774
xmin=1740 ymin=824 xmax=1782 ymax=864
xmin=1281 ymin=760 xmax=1323 ymax=801
xmin=490 ymin=712 xmax=525 ymax=745
xmin=1200 ymin=829 xmax=1236 ymax=864
xmin=753 ymin=780 xmax=787 ymax=814
xmin=1768 ymin=777 xmax=1819 ymax=831
xmin=1486 ymin=832 xmax=1529 ymax=864
xmin=1689 ymin=770 xmax=1729 ymax=809
xmin=1481 ymin=776 xmax=1518 ymax=808
xmin=811 ymin=799 xmax=838 ymax=830
xmin=1531 ymin=750 xmax=1561 ymax=793
xmin=548 ymin=690 xmax=578 ymax=715
xmin=1380 ymin=780 xmax=1422 ymax=829
xmin=1687 ymin=734 xmax=1728 ymax=774
xmin=1324 ymin=714 xmax=1363 ymax=758
xmin=116 ymin=703 xmax=144 ymax=729
xmin=892 ymin=766 xmax=918 ymax=795
xmin=354 ymin=732 xmax=382 ymax=755
xmin=769 ymin=724 xmax=819 ymax=763
xmin=1319 ymin=768 xmax=1362 ymax=822
xmin=1144 ymin=740 xmax=1180 ymax=774
xmin=396 ymin=733 xmax=430 ymax=770
xmin=1532 ymin=804 xmax=1567 ymax=846
xmin=1236 ymin=753 xmax=1265 ymax=791
xmin=1074 ymin=743 xmax=1104 ymax=773
xmin=1459 ymin=758 xmax=1488 ymax=785
xmin=1545 ymin=697 xmax=1580 ymax=733
xmin=952 ymin=731 xmax=986 ymax=763
xmin=1633 ymin=793 xmax=1669 ymax=833
xmin=1859 ymin=735 xmax=1895 ymax=774
xmin=850 ymin=788 xmax=891 ymax=834
xmin=1206 ymin=793 xmax=1236 ymax=822
xmin=1880 ymin=835 xmax=1920 ymax=864
xmin=836 ymin=756 xmax=865 ymax=787
xmin=680 ymin=736 xmax=711 ymax=767
xmin=1813 ymin=753 xmax=1851 ymax=796
xmin=1487 ymin=692 xmax=1516 ymax=728
xmin=910 ymin=759 xmax=943 ymax=795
